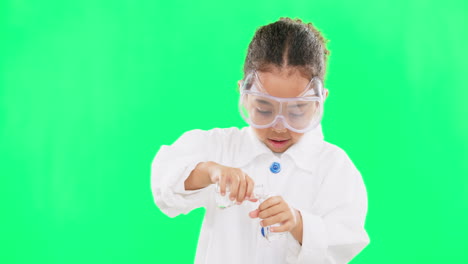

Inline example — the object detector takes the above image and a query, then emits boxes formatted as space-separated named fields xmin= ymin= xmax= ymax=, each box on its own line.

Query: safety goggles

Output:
xmin=239 ymin=71 xmax=324 ymax=133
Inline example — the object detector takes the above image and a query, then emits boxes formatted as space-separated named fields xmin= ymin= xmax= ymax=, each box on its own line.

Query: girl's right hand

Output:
xmin=206 ymin=162 xmax=256 ymax=204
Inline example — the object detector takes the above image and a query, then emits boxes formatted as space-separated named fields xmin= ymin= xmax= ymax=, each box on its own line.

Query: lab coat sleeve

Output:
xmin=287 ymin=147 xmax=370 ymax=264
xmin=151 ymin=129 xmax=217 ymax=218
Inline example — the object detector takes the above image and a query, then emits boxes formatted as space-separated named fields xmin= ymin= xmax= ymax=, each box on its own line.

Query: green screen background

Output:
xmin=2 ymin=0 xmax=467 ymax=263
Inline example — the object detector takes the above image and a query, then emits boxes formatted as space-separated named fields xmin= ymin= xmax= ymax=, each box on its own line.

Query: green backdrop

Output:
xmin=2 ymin=0 xmax=467 ymax=263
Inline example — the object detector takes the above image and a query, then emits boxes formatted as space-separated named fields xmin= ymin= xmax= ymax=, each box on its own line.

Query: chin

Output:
xmin=266 ymin=141 xmax=291 ymax=153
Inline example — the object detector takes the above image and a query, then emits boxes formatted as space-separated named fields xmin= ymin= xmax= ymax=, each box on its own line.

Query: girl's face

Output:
xmin=240 ymin=67 xmax=312 ymax=153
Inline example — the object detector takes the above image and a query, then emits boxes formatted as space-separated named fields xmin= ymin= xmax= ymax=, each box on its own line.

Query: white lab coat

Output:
xmin=151 ymin=125 xmax=369 ymax=264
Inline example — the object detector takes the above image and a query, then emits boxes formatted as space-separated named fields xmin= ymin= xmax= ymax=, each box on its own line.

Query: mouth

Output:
xmin=267 ymin=138 xmax=290 ymax=149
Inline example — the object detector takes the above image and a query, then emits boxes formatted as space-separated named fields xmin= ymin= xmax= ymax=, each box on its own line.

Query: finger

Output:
xmin=245 ymin=175 xmax=254 ymax=200
xmin=229 ymin=174 xmax=239 ymax=201
xmin=258 ymin=204 xmax=284 ymax=219
xmin=219 ymin=174 xmax=227 ymax=196
xmin=209 ymin=163 xmax=221 ymax=184
xmin=270 ymin=221 xmax=293 ymax=233
xmin=236 ymin=172 xmax=247 ymax=203
xmin=259 ymin=196 xmax=282 ymax=211
xmin=261 ymin=211 xmax=289 ymax=227
xmin=249 ymin=209 xmax=259 ymax=218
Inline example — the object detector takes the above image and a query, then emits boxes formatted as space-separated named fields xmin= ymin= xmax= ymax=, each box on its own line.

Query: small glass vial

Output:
xmin=256 ymin=187 xmax=287 ymax=242
xmin=260 ymin=224 xmax=286 ymax=241
xmin=214 ymin=183 xmax=236 ymax=209
xmin=215 ymin=183 xmax=266 ymax=209
xmin=214 ymin=183 xmax=286 ymax=240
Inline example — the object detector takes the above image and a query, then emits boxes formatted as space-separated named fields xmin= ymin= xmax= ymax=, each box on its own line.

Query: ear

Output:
xmin=237 ymin=80 xmax=243 ymax=92
xmin=324 ymin=88 xmax=329 ymax=101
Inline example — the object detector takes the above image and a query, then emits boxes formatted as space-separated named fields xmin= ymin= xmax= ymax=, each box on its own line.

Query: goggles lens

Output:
xmin=239 ymin=72 xmax=324 ymax=133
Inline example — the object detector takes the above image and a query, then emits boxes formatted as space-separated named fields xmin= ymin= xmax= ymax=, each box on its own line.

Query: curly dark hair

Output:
xmin=243 ymin=17 xmax=330 ymax=82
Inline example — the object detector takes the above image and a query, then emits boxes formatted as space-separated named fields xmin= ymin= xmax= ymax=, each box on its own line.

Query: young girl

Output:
xmin=151 ymin=17 xmax=369 ymax=264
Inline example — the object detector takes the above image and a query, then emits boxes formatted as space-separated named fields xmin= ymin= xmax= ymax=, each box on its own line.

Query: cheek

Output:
xmin=252 ymin=128 xmax=269 ymax=140
xmin=290 ymin=132 xmax=304 ymax=143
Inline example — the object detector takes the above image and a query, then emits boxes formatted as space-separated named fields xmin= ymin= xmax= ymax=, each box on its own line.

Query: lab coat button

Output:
xmin=270 ymin=162 xmax=281 ymax=173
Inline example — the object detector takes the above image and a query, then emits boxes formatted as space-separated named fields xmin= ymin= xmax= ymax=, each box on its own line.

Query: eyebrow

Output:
xmin=255 ymin=99 xmax=273 ymax=106
xmin=287 ymin=103 xmax=309 ymax=108
xmin=255 ymin=99 xmax=310 ymax=108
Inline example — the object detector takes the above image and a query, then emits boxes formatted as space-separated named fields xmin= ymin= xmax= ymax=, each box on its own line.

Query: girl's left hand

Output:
xmin=249 ymin=196 xmax=302 ymax=233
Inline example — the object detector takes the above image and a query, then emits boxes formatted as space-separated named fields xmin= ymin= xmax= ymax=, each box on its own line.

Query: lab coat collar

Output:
xmin=283 ymin=124 xmax=325 ymax=172
xmin=243 ymin=125 xmax=325 ymax=172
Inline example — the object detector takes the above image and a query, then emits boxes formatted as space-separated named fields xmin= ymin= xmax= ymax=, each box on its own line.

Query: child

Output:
xmin=151 ymin=17 xmax=369 ymax=264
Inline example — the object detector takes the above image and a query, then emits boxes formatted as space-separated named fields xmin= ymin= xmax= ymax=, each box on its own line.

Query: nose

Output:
xmin=271 ymin=117 xmax=287 ymax=133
